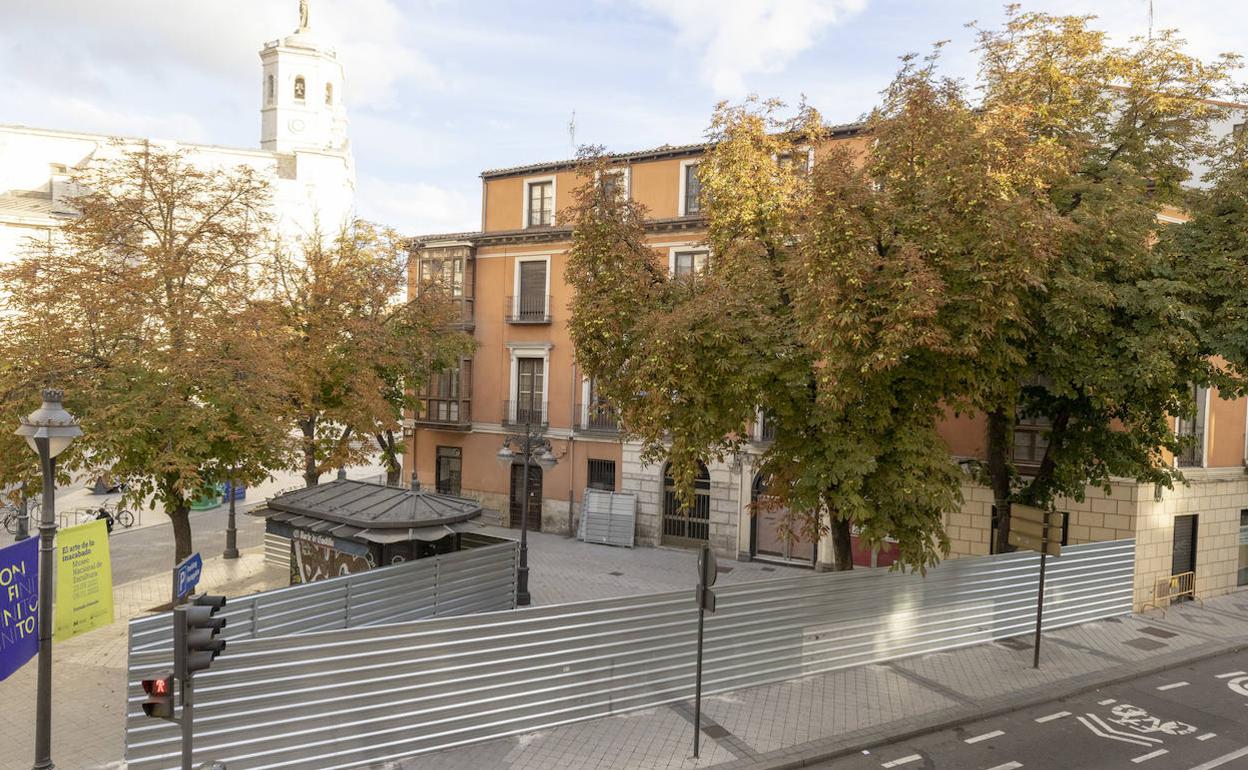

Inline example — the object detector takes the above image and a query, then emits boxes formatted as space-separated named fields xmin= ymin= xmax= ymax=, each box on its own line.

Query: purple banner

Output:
xmin=0 ymin=537 xmax=39 ymax=681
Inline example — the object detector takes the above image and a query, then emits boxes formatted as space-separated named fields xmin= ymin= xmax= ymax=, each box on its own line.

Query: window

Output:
xmin=421 ymin=363 xmax=469 ymax=424
xmin=515 ymin=357 xmax=545 ymax=424
xmin=1234 ymin=123 xmax=1245 ymax=140
xmin=1238 ymin=510 xmax=1248 ymax=586
xmin=662 ymin=461 xmax=711 ymax=544
xmin=1013 ymin=415 xmax=1051 ymax=469
xmin=1176 ymin=385 xmax=1208 ymax=468
xmin=582 ymin=377 xmax=618 ymax=431
xmin=294 ymin=76 xmax=306 ymax=101
xmin=266 ymin=75 xmax=275 ymax=104
xmin=681 ymin=161 xmax=702 ymax=215
xmin=511 ymin=258 xmax=548 ymax=321
xmin=526 ymin=179 xmax=554 ymax=227
xmin=419 ymin=255 xmax=465 ymax=296
xmin=436 ymin=447 xmax=462 ymax=496
xmin=325 ymin=82 xmax=333 ymax=106
xmin=776 ymin=147 xmax=814 ymax=174
xmin=601 ymin=168 xmax=628 ymax=201
xmin=587 ymin=459 xmax=616 ymax=492
xmin=671 ymin=248 xmax=708 ymax=277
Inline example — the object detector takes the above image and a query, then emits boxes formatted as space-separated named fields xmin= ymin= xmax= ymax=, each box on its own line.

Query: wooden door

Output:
xmin=509 ymin=463 xmax=542 ymax=531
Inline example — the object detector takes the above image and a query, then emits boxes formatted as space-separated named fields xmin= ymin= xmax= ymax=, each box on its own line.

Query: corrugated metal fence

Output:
xmin=125 ymin=539 xmax=1133 ymax=770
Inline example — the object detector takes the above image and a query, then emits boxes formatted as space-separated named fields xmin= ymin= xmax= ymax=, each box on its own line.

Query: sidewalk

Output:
xmin=0 ymin=546 xmax=287 ymax=770
xmin=405 ymin=593 xmax=1248 ymax=770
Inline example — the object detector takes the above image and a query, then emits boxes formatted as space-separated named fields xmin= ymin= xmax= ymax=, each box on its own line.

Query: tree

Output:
xmin=263 ymin=223 xmax=472 ymax=487
xmin=0 ymin=144 xmax=284 ymax=562
xmin=565 ymin=100 xmax=960 ymax=571
xmin=798 ymin=9 xmax=1244 ymax=554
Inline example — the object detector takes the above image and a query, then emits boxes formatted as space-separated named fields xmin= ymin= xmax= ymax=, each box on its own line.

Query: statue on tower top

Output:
xmin=298 ymin=0 xmax=310 ymax=31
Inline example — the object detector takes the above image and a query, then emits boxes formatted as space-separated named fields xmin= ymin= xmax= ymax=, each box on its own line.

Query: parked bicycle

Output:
xmin=91 ymin=501 xmax=136 ymax=534
xmin=2 ymin=499 xmax=42 ymax=535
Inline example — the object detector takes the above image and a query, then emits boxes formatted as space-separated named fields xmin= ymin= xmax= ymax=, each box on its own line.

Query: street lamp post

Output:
xmin=496 ymin=414 xmax=557 ymax=607
xmin=223 ymin=467 xmax=239 ymax=560
xmin=16 ymin=388 xmax=82 ymax=770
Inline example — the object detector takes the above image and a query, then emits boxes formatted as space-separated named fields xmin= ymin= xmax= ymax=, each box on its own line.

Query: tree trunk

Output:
xmin=987 ymin=408 xmax=1013 ymax=554
xmin=376 ymin=431 xmax=401 ymax=486
xmin=169 ymin=503 xmax=193 ymax=564
xmin=828 ymin=516 xmax=854 ymax=571
xmin=301 ymin=417 xmax=318 ymax=487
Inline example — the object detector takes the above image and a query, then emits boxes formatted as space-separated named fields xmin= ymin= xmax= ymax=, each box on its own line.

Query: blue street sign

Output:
xmin=174 ymin=552 xmax=202 ymax=602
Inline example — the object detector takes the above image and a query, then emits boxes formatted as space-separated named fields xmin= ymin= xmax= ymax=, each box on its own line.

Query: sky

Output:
xmin=0 ymin=0 xmax=1244 ymax=236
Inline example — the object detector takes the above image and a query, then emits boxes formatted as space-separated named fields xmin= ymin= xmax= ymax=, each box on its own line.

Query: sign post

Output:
xmin=693 ymin=544 xmax=717 ymax=758
xmin=173 ymin=552 xmax=203 ymax=606
xmin=1008 ymin=504 xmax=1064 ymax=669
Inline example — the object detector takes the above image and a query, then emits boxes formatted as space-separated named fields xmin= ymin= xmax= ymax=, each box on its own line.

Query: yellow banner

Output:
xmin=54 ymin=519 xmax=114 ymax=640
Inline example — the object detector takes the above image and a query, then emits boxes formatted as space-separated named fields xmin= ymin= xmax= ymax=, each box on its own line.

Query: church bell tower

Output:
xmin=259 ymin=1 xmax=349 ymax=153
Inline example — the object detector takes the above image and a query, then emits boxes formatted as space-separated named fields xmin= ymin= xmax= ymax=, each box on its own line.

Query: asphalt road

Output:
xmin=105 ymin=499 xmax=268 ymax=584
xmin=818 ymin=648 xmax=1248 ymax=770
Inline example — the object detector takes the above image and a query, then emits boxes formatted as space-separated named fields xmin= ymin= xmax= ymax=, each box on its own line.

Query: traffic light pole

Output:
xmin=181 ymin=677 xmax=195 ymax=770
xmin=173 ymin=604 xmax=192 ymax=769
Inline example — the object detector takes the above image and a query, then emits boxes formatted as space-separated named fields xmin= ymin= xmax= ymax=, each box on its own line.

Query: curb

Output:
xmin=717 ymin=638 xmax=1246 ymax=770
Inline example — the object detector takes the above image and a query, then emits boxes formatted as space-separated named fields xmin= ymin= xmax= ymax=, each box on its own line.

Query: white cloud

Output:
xmin=355 ymin=174 xmax=478 ymax=236
xmin=628 ymin=0 xmax=867 ymax=94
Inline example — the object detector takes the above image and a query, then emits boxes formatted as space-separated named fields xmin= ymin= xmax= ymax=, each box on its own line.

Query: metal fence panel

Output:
xmin=124 ymin=539 xmax=1133 ymax=770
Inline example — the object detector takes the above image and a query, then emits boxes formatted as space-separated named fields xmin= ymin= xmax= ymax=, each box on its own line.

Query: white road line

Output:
xmin=1099 ymin=698 xmax=1118 ymax=705
xmin=1197 ymin=733 xmax=1217 ymax=741
xmin=965 ymin=730 xmax=1005 ymax=744
xmin=1157 ymin=681 xmax=1190 ymax=691
xmin=1187 ymin=745 xmax=1248 ymax=769
xmin=881 ymin=755 xmax=922 ymax=768
xmin=1035 ymin=711 xmax=1071 ymax=723
xmin=1215 ymin=671 xmax=1246 ymax=679
xmin=1132 ymin=749 xmax=1169 ymax=763
xmin=985 ymin=763 xmax=1023 ymax=770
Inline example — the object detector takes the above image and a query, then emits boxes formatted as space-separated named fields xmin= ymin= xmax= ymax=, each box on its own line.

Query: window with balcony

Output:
xmin=680 ymin=161 xmax=702 ymax=215
xmin=417 ymin=246 xmax=473 ymax=327
xmin=526 ymin=179 xmax=554 ymax=227
xmin=579 ymin=378 xmax=618 ymax=432
xmin=1176 ymin=384 xmax=1208 ymax=468
xmin=514 ymin=357 xmax=545 ymax=426
xmin=508 ymin=258 xmax=550 ymax=323
xmin=587 ymin=459 xmax=617 ymax=492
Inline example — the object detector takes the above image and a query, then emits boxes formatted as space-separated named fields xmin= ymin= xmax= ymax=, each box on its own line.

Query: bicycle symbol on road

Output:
xmin=1226 ymin=675 xmax=1248 ymax=698
xmin=1077 ymin=704 xmax=1196 ymax=747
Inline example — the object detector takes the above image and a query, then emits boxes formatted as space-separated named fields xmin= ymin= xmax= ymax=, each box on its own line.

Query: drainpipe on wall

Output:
xmin=568 ymin=361 xmax=577 ymax=538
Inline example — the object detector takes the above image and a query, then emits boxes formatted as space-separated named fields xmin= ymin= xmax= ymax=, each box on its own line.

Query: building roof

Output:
xmin=408 ymin=214 xmax=707 ymax=250
xmin=478 ymin=120 xmax=867 ymax=180
xmin=261 ymin=480 xmax=482 ymax=543
xmin=0 ymin=189 xmax=55 ymax=221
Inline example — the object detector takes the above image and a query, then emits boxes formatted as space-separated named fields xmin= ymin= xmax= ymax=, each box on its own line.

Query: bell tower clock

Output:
xmin=259 ymin=1 xmax=348 ymax=153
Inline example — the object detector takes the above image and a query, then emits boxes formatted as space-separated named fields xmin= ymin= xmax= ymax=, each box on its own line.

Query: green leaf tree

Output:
xmin=0 ymin=144 xmax=285 ymax=562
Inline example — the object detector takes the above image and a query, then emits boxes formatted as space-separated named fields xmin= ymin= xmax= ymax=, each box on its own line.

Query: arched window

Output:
xmin=325 ymin=82 xmax=333 ymax=106
xmin=266 ymin=75 xmax=274 ymax=104
xmin=294 ymin=76 xmax=306 ymax=101
xmin=662 ymin=461 xmax=711 ymax=545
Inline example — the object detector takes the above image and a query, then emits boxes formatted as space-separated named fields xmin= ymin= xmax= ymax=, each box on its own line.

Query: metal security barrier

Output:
xmin=1143 ymin=569 xmax=1202 ymax=616
xmin=124 ymin=539 xmax=1133 ymax=770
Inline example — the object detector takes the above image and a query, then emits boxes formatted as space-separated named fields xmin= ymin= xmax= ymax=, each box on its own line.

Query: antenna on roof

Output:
xmin=1147 ymin=0 xmax=1153 ymax=40
xmin=568 ymin=110 xmax=577 ymax=156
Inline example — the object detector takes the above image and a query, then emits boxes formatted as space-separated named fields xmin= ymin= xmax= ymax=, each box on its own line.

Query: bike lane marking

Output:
xmin=964 ymin=730 xmax=1004 ymax=744
xmin=1187 ymin=745 xmax=1248 ymax=769
xmin=880 ymin=754 xmax=922 ymax=768
xmin=1214 ymin=671 xmax=1245 ymax=679
xmin=1197 ymin=733 xmax=1217 ymax=741
xmin=1034 ymin=711 xmax=1070 ymax=723
xmin=1132 ymin=748 xmax=1169 ymax=763
xmin=1099 ymin=698 xmax=1118 ymax=705
xmin=984 ymin=763 xmax=1022 ymax=770
xmin=1157 ymin=681 xmax=1190 ymax=691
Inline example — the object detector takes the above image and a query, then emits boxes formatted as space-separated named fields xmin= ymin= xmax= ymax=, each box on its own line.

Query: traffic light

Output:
xmin=175 ymin=594 xmax=227 ymax=680
xmin=141 ymin=671 xmax=175 ymax=719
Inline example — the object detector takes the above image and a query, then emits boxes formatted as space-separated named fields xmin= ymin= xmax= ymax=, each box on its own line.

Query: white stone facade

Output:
xmin=0 ymin=12 xmax=354 ymax=265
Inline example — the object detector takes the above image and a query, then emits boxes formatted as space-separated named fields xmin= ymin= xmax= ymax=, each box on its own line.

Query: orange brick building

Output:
xmin=405 ymin=120 xmax=1248 ymax=610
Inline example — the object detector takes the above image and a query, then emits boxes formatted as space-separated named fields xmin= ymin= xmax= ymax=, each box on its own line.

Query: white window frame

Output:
xmin=1175 ymin=386 xmax=1212 ymax=469
xmin=511 ymin=254 xmax=551 ymax=319
xmin=522 ymin=175 xmax=557 ymax=228
xmin=774 ymin=145 xmax=815 ymax=174
xmin=506 ymin=342 xmax=553 ymax=424
xmin=668 ymin=245 xmax=710 ymax=277
xmin=595 ymin=167 xmax=630 ymax=200
xmin=678 ymin=159 xmax=701 ymax=217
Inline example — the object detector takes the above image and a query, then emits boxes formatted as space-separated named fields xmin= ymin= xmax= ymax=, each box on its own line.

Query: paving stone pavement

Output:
xmin=0 ymin=547 xmax=287 ymax=770
xmin=400 ymin=593 xmax=1248 ymax=770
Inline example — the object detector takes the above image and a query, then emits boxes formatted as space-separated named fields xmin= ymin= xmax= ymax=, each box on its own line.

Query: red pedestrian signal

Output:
xmin=141 ymin=672 xmax=175 ymax=719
